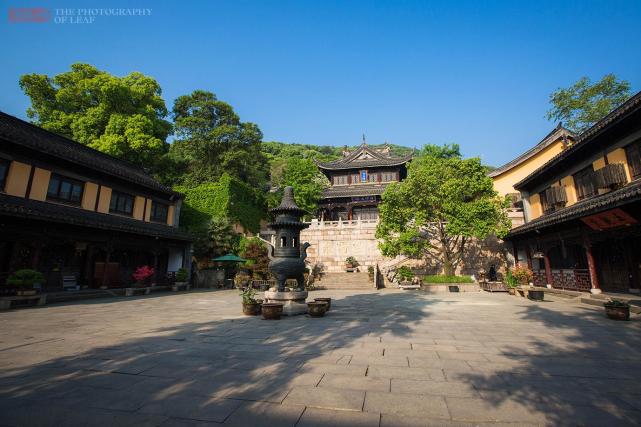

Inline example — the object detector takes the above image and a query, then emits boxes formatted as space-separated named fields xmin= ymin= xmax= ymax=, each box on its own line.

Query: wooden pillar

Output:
xmin=543 ymin=251 xmax=553 ymax=287
xmin=525 ymin=244 xmax=533 ymax=269
xmin=31 ymin=242 xmax=43 ymax=270
xmin=84 ymin=245 xmax=95 ymax=287
xmin=101 ymin=249 xmax=112 ymax=289
xmin=152 ymin=249 xmax=159 ymax=285
xmin=512 ymin=242 xmax=519 ymax=266
xmin=584 ymin=237 xmax=600 ymax=293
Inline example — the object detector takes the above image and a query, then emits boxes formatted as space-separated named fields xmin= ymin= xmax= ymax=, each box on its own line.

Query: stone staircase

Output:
xmin=316 ymin=272 xmax=375 ymax=290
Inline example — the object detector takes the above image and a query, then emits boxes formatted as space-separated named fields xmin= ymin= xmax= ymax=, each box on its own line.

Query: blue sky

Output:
xmin=2 ymin=0 xmax=640 ymax=167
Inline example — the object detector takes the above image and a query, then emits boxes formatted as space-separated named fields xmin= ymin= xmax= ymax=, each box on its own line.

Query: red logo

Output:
xmin=8 ymin=7 xmax=51 ymax=23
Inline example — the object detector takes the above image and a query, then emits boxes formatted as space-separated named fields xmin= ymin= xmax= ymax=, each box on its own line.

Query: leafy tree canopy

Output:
xmin=170 ymin=90 xmax=268 ymax=188
xmin=19 ymin=63 xmax=171 ymax=168
xmin=268 ymin=158 xmax=329 ymax=219
xmin=546 ymin=74 xmax=631 ymax=133
xmin=376 ymin=146 xmax=510 ymax=276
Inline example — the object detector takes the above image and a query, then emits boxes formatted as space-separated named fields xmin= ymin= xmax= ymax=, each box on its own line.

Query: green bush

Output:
xmin=175 ymin=268 xmax=188 ymax=282
xmin=176 ymin=173 xmax=265 ymax=233
xmin=396 ymin=266 xmax=414 ymax=281
xmin=6 ymin=269 xmax=45 ymax=287
xmin=421 ymin=275 xmax=474 ymax=284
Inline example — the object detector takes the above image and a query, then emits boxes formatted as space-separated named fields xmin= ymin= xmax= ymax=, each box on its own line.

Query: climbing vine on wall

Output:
xmin=175 ymin=173 xmax=265 ymax=233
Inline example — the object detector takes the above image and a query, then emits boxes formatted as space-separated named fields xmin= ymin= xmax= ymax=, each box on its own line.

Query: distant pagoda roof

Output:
xmin=315 ymin=143 xmax=413 ymax=171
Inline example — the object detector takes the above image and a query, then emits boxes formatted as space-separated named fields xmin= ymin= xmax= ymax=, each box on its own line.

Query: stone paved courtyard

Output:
xmin=1 ymin=289 xmax=641 ymax=426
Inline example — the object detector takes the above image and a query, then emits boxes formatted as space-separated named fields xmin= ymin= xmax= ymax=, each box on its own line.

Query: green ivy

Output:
xmin=175 ymin=173 xmax=265 ymax=233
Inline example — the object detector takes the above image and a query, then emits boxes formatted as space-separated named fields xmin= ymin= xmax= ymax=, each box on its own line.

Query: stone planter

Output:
xmin=604 ymin=306 xmax=630 ymax=321
xmin=528 ymin=290 xmax=544 ymax=301
xmin=307 ymin=302 xmax=327 ymax=317
xmin=262 ymin=303 xmax=283 ymax=320
xmin=242 ymin=302 xmax=261 ymax=316
xmin=314 ymin=297 xmax=331 ymax=311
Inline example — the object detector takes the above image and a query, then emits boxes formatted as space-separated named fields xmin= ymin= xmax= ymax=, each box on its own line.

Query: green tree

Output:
xmin=376 ymin=148 xmax=510 ymax=276
xmin=191 ymin=216 xmax=240 ymax=259
xmin=170 ymin=90 xmax=268 ymax=188
xmin=239 ymin=237 xmax=269 ymax=279
xmin=273 ymin=158 xmax=328 ymax=218
xmin=546 ymin=74 xmax=631 ymax=133
xmin=419 ymin=143 xmax=461 ymax=159
xmin=19 ymin=63 xmax=171 ymax=168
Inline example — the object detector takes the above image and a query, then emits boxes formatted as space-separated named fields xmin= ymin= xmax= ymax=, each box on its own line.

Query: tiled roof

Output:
xmin=321 ymin=183 xmax=390 ymax=198
xmin=514 ymin=90 xmax=641 ymax=190
xmin=506 ymin=179 xmax=641 ymax=238
xmin=0 ymin=193 xmax=192 ymax=241
xmin=487 ymin=124 xmax=575 ymax=178
xmin=316 ymin=143 xmax=413 ymax=170
xmin=0 ymin=111 xmax=180 ymax=197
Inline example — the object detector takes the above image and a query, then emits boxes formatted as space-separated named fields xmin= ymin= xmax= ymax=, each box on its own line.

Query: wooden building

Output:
xmin=315 ymin=143 xmax=412 ymax=221
xmin=489 ymin=124 xmax=576 ymax=228
xmin=506 ymin=91 xmax=641 ymax=294
xmin=0 ymin=112 xmax=192 ymax=291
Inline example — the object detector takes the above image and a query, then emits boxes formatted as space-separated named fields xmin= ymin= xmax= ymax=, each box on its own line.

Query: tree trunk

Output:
xmin=443 ymin=258 xmax=454 ymax=276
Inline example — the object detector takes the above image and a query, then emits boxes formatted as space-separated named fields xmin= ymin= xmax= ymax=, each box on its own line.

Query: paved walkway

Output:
xmin=1 ymin=289 xmax=640 ymax=426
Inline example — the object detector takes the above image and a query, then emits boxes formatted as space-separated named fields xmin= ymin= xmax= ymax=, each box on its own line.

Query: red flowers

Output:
xmin=133 ymin=265 xmax=154 ymax=283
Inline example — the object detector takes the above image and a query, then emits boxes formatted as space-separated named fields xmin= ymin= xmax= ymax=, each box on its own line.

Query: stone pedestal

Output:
xmin=264 ymin=289 xmax=308 ymax=315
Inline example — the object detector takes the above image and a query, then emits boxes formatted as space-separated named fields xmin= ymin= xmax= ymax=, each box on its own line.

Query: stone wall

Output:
xmin=301 ymin=219 xmax=386 ymax=272
xmin=300 ymin=219 xmax=513 ymax=276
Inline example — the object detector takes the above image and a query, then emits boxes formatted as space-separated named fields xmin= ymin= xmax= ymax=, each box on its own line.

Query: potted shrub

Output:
xmin=505 ymin=270 xmax=518 ymax=295
xmin=7 ymin=269 xmax=45 ymax=296
xmin=345 ymin=256 xmax=359 ymax=270
xmin=397 ymin=266 xmax=414 ymax=287
xmin=132 ymin=265 xmax=154 ymax=288
xmin=175 ymin=268 xmax=188 ymax=284
xmin=367 ymin=266 xmax=375 ymax=282
xmin=511 ymin=265 xmax=533 ymax=287
xmin=604 ymin=300 xmax=630 ymax=321
xmin=240 ymin=287 xmax=261 ymax=315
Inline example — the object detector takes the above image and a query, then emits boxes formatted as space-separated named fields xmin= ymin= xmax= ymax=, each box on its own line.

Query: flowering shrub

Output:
xmin=511 ymin=265 xmax=533 ymax=286
xmin=133 ymin=265 xmax=154 ymax=284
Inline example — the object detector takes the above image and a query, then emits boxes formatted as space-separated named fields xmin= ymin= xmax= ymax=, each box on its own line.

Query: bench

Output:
xmin=0 ymin=294 xmax=47 ymax=310
xmin=125 ymin=287 xmax=151 ymax=297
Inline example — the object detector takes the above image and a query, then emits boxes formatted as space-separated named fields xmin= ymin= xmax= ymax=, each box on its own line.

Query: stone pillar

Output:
xmin=543 ymin=251 xmax=553 ymax=287
xmin=584 ymin=237 xmax=601 ymax=294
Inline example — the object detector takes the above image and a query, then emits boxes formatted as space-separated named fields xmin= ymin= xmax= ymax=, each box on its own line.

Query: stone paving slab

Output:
xmin=1 ymin=289 xmax=640 ymax=426
xmin=283 ymin=386 xmax=366 ymax=411
xmin=364 ymin=391 xmax=450 ymax=419
xmin=298 ymin=407 xmax=380 ymax=427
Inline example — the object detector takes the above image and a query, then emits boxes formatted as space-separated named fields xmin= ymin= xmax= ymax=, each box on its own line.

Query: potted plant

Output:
xmin=604 ymin=300 xmax=630 ymax=321
xmin=345 ymin=256 xmax=358 ymax=270
xmin=367 ymin=266 xmax=375 ymax=282
xmin=397 ymin=266 xmax=414 ymax=287
xmin=505 ymin=269 xmax=518 ymax=295
xmin=132 ymin=265 xmax=154 ymax=288
xmin=7 ymin=269 xmax=45 ymax=296
xmin=175 ymin=268 xmax=188 ymax=284
xmin=240 ymin=287 xmax=261 ymax=315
